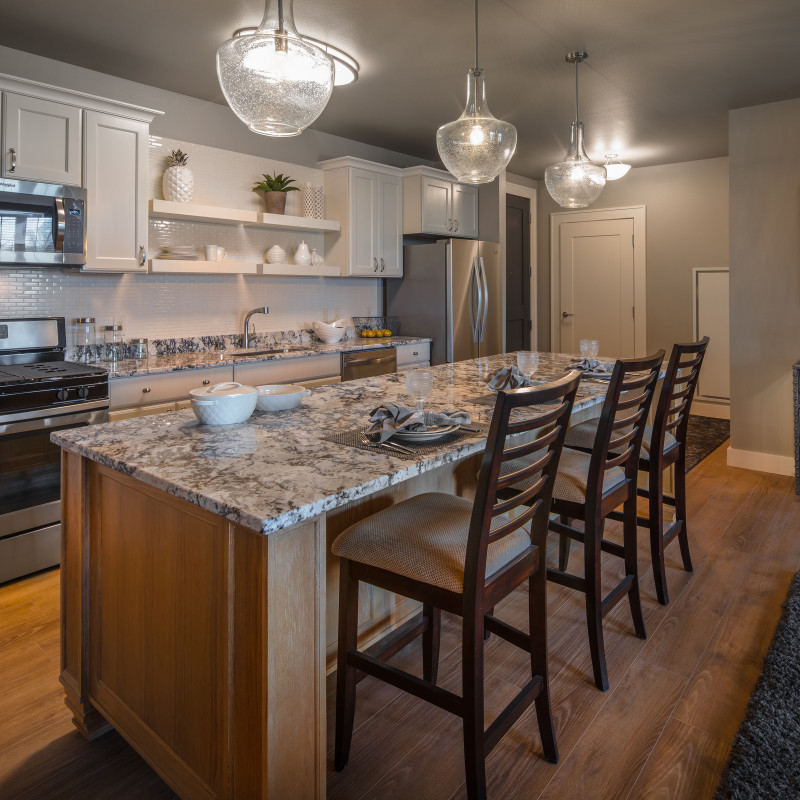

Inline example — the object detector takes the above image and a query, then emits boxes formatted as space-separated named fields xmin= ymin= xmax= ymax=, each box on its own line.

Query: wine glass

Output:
xmin=406 ymin=368 xmax=433 ymax=411
xmin=580 ymin=339 xmax=599 ymax=359
xmin=517 ymin=351 xmax=539 ymax=380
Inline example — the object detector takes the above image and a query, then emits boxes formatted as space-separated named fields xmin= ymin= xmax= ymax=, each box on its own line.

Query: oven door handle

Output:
xmin=0 ymin=401 xmax=109 ymax=433
xmin=54 ymin=197 xmax=66 ymax=253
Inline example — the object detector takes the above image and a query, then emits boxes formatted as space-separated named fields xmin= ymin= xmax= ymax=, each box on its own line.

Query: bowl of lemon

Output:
xmin=353 ymin=316 xmax=400 ymax=339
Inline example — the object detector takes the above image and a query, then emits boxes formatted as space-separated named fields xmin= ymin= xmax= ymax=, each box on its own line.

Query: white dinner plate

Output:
xmin=392 ymin=424 xmax=459 ymax=443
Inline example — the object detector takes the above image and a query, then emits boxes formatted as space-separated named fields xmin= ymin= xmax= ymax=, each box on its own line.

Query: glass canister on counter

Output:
xmin=128 ymin=337 xmax=149 ymax=363
xmin=103 ymin=323 xmax=125 ymax=363
xmin=72 ymin=317 xmax=97 ymax=363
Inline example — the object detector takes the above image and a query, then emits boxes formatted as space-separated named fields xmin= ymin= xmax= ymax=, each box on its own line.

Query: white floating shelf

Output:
xmin=251 ymin=212 xmax=340 ymax=232
xmin=149 ymin=259 xmax=259 ymax=275
xmin=149 ymin=199 xmax=341 ymax=232
xmin=149 ymin=199 xmax=257 ymax=225
xmin=259 ymin=263 xmax=342 ymax=277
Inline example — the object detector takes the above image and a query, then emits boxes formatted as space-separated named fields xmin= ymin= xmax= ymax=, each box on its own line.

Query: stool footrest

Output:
xmin=484 ymin=676 xmax=543 ymax=756
xmin=356 ymin=612 xmax=428 ymax=685
xmin=601 ymin=575 xmax=635 ymax=616
xmin=484 ymin=614 xmax=531 ymax=653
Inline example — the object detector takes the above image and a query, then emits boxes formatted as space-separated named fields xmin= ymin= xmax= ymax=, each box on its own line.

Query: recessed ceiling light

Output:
xmin=233 ymin=28 xmax=359 ymax=86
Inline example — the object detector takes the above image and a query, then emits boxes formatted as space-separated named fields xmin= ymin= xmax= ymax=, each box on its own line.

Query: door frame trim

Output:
xmin=549 ymin=205 xmax=646 ymax=356
xmin=506 ymin=182 xmax=538 ymax=349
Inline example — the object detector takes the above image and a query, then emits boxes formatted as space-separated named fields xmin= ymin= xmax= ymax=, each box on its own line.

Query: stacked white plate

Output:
xmin=160 ymin=245 xmax=199 ymax=261
xmin=313 ymin=319 xmax=347 ymax=343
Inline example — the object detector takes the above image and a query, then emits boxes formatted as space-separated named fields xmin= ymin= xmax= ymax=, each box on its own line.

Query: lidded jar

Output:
xmin=72 ymin=317 xmax=96 ymax=363
xmin=103 ymin=323 xmax=125 ymax=364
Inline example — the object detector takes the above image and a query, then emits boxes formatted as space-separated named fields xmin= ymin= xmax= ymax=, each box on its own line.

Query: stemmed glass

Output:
xmin=406 ymin=368 xmax=433 ymax=411
xmin=580 ymin=339 xmax=599 ymax=359
xmin=517 ymin=351 xmax=539 ymax=381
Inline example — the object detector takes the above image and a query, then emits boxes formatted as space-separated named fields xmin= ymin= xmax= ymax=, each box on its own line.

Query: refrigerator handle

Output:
xmin=478 ymin=256 xmax=489 ymax=343
xmin=469 ymin=257 xmax=481 ymax=343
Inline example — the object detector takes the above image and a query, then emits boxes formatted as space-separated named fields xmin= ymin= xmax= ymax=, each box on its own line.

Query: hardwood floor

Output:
xmin=1 ymin=442 xmax=798 ymax=799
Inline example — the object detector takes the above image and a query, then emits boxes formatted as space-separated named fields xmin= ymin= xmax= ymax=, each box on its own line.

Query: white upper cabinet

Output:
xmin=2 ymin=93 xmax=82 ymax=184
xmin=402 ymin=166 xmax=479 ymax=239
xmin=320 ymin=157 xmax=403 ymax=278
xmin=83 ymin=111 xmax=149 ymax=272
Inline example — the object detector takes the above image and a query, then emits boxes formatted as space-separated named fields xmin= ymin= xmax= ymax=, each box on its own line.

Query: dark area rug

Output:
xmin=685 ymin=414 xmax=730 ymax=472
xmin=714 ymin=572 xmax=800 ymax=799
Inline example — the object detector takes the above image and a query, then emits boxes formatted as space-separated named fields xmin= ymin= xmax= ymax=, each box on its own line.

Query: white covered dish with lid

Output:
xmin=189 ymin=382 xmax=258 ymax=425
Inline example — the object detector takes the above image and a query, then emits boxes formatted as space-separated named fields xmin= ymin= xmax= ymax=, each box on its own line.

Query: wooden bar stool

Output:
xmin=564 ymin=338 xmax=709 ymax=605
xmin=331 ymin=371 xmax=581 ymax=800
xmin=502 ymin=351 xmax=664 ymax=691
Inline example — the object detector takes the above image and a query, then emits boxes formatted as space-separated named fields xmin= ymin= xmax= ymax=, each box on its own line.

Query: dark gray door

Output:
xmin=505 ymin=194 xmax=531 ymax=351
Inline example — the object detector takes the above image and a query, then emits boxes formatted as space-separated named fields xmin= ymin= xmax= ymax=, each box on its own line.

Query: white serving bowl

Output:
xmin=313 ymin=319 xmax=347 ymax=343
xmin=256 ymin=384 xmax=311 ymax=412
xmin=189 ymin=382 xmax=258 ymax=425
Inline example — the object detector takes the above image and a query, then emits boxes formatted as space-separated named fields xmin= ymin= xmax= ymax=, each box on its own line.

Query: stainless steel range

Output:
xmin=0 ymin=317 xmax=109 ymax=584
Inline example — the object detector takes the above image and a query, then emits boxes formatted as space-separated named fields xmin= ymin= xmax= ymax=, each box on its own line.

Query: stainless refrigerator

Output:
xmin=386 ymin=239 xmax=503 ymax=365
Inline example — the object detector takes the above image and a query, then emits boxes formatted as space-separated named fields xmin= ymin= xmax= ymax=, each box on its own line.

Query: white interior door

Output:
xmin=559 ymin=218 xmax=635 ymax=357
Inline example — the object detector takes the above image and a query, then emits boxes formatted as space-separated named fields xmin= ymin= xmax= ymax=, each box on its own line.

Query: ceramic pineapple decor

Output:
xmin=162 ymin=149 xmax=194 ymax=203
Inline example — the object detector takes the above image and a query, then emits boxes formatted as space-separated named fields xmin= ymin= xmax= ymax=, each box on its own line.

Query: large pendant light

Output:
xmin=544 ymin=52 xmax=606 ymax=208
xmin=217 ymin=0 xmax=334 ymax=137
xmin=436 ymin=0 xmax=517 ymax=184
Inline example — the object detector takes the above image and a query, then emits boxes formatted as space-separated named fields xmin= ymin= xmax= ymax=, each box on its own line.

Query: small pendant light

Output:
xmin=603 ymin=154 xmax=631 ymax=180
xmin=544 ymin=52 xmax=606 ymax=208
xmin=217 ymin=0 xmax=334 ymax=137
xmin=436 ymin=0 xmax=517 ymax=184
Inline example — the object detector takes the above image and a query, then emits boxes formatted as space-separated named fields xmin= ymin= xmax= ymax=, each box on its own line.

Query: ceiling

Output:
xmin=2 ymin=0 xmax=800 ymax=179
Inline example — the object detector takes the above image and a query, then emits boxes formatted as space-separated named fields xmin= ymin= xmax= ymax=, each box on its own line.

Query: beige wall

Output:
xmin=729 ymin=98 xmax=800 ymax=463
xmin=536 ymin=157 xmax=729 ymax=354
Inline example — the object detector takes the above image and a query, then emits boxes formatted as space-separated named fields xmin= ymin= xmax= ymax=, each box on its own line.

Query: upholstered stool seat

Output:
xmin=332 ymin=492 xmax=528 ymax=594
xmin=565 ymin=421 xmax=677 ymax=461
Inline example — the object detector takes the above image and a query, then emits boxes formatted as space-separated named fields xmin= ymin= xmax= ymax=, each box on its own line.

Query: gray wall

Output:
xmin=536 ymin=157 xmax=729 ymax=354
xmin=729 ymin=99 xmax=800 ymax=459
xmin=0 ymin=45 xmax=432 ymax=169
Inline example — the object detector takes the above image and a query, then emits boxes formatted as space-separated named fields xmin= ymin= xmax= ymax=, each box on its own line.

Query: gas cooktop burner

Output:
xmin=0 ymin=360 xmax=107 ymax=386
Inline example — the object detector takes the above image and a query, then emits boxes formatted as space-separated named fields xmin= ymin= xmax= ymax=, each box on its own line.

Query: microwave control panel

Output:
xmin=63 ymin=198 xmax=85 ymax=254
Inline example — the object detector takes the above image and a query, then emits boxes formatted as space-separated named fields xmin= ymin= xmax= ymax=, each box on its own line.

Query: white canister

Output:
xmin=294 ymin=240 xmax=311 ymax=266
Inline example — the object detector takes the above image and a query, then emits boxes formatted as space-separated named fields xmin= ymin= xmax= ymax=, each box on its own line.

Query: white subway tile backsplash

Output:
xmin=0 ymin=137 xmax=380 ymax=340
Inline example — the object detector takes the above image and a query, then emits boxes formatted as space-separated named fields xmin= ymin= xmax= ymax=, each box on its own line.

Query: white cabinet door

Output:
xmin=421 ymin=176 xmax=452 ymax=235
xmin=452 ymin=183 xmax=478 ymax=239
xmin=350 ymin=168 xmax=379 ymax=276
xmin=378 ymin=173 xmax=402 ymax=277
xmin=83 ymin=111 xmax=148 ymax=272
xmin=2 ymin=93 xmax=82 ymax=184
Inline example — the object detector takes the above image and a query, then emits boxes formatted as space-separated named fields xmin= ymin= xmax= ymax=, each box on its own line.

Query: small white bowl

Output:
xmin=313 ymin=319 xmax=347 ymax=343
xmin=189 ymin=382 xmax=258 ymax=425
xmin=256 ymin=384 xmax=311 ymax=412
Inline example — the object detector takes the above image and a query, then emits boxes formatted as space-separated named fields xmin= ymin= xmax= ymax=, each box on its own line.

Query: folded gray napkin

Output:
xmin=368 ymin=404 xmax=472 ymax=442
xmin=566 ymin=357 xmax=616 ymax=374
xmin=486 ymin=365 xmax=535 ymax=391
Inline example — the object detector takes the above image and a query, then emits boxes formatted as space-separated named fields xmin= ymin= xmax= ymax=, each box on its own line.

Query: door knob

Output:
xmin=562 ymin=311 xmax=574 ymax=318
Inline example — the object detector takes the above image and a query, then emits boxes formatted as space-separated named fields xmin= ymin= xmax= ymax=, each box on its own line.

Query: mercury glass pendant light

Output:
xmin=436 ymin=0 xmax=517 ymax=184
xmin=544 ymin=52 xmax=606 ymax=208
xmin=217 ymin=0 xmax=335 ymax=137
xmin=603 ymin=153 xmax=631 ymax=180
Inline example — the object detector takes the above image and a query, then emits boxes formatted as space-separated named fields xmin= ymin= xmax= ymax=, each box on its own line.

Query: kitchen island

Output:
xmin=53 ymin=353 xmax=605 ymax=800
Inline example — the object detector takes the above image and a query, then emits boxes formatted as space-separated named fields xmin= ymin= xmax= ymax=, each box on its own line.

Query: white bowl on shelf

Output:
xmin=256 ymin=384 xmax=311 ymax=412
xmin=189 ymin=382 xmax=258 ymax=425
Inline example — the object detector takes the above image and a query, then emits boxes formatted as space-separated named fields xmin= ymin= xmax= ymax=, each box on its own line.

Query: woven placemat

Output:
xmin=323 ymin=425 xmax=488 ymax=460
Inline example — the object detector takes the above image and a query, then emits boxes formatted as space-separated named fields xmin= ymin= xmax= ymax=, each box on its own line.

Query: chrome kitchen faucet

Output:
xmin=243 ymin=307 xmax=269 ymax=349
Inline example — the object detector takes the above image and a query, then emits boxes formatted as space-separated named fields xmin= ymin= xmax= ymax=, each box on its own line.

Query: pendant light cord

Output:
xmin=575 ymin=57 xmax=579 ymax=123
xmin=474 ymin=0 xmax=479 ymax=69
xmin=277 ymin=0 xmax=285 ymax=33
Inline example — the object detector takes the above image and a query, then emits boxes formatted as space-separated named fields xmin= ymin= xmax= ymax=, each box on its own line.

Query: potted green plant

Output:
xmin=253 ymin=172 xmax=300 ymax=215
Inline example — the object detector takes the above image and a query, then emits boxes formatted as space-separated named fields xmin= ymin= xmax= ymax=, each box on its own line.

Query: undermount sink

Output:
xmin=231 ymin=346 xmax=308 ymax=357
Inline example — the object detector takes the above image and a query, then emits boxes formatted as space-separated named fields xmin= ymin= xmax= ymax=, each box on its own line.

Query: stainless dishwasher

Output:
xmin=341 ymin=348 xmax=397 ymax=381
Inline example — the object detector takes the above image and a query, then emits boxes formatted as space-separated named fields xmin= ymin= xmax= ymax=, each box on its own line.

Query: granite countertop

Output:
xmin=53 ymin=353 xmax=605 ymax=535
xmin=106 ymin=336 xmax=432 ymax=379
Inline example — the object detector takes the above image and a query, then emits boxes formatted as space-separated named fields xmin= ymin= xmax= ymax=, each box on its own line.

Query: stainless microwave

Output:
xmin=0 ymin=179 xmax=86 ymax=267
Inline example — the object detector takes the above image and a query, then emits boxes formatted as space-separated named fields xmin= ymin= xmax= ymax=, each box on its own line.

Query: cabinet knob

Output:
xmin=202 ymin=379 xmax=211 ymax=385
xmin=8 ymin=148 xmax=16 ymax=173
xmin=413 ymin=351 xmax=419 ymax=356
xmin=139 ymin=245 xmax=147 ymax=266
xmin=142 ymin=387 xmax=152 ymax=394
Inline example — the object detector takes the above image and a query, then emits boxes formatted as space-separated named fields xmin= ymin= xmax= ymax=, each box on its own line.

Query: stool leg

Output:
xmin=624 ymin=493 xmax=647 ymax=639
xmin=674 ymin=449 xmax=693 ymax=572
xmin=335 ymin=560 xmax=359 ymax=771
xmin=584 ymin=510 xmax=609 ymax=691
xmin=530 ymin=566 xmax=558 ymax=763
xmin=649 ymin=464 xmax=669 ymax=606
xmin=558 ymin=515 xmax=571 ymax=572
xmin=462 ymin=609 xmax=487 ymax=800
xmin=422 ymin=603 xmax=441 ymax=685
